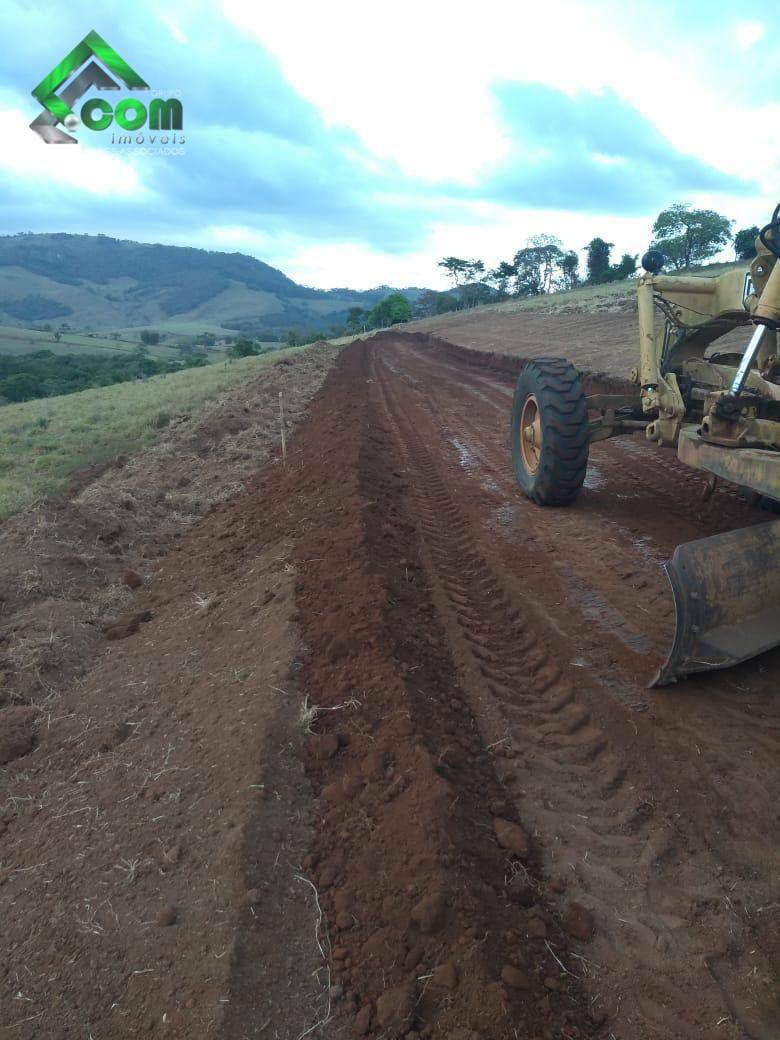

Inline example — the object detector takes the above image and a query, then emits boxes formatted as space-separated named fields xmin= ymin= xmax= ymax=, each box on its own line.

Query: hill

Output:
xmin=401 ymin=259 xmax=749 ymax=376
xmin=0 ymin=233 xmax=424 ymax=338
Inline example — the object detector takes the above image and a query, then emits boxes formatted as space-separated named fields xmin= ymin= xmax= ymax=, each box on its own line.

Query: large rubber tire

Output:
xmin=511 ymin=358 xmax=589 ymax=505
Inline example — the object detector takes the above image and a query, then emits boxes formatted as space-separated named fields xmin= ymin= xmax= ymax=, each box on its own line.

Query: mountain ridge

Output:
xmin=0 ymin=233 xmax=425 ymax=337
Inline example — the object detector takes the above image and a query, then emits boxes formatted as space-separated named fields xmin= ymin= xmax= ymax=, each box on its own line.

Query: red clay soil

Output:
xmin=0 ymin=344 xmax=339 ymax=709
xmin=2 ymin=332 xmax=779 ymax=1040
xmin=399 ymin=291 xmax=754 ymax=379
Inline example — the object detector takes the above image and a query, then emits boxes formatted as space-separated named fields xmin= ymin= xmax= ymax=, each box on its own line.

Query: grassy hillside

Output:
xmin=418 ymin=259 xmax=748 ymax=324
xmin=0 ymin=349 xmax=305 ymax=518
xmin=0 ymin=323 xmax=220 ymax=362
xmin=0 ymin=233 xmax=423 ymax=338
xmin=400 ymin=259 xmax=751 ymax=377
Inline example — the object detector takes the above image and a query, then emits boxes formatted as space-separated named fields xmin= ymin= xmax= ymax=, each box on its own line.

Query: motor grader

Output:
xmin=511 ymin=205 xmax=780 ymax=685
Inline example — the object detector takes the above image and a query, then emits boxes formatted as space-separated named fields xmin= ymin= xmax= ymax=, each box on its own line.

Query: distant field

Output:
xmin=117 ymin=319 xmax=239 ymax=339
xmin=0 ymin=324 xmax=226 ymax=362
xmin=0 ymin=347 xmax=306 ymax=518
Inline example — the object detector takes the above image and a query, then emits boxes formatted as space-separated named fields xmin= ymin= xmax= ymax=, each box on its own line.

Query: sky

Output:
xmin=0 ymin=0 xmax=776 ymax=290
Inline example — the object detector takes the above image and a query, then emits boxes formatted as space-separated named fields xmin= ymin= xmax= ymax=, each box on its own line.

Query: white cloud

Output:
xmin=0 ymin=104 xmax=142 ymax=197
xmin=208 ymin=225 xmax=275 ymax=251
xmin=231 ymin=203 xmax=659 ymax=291
xmin=221 ymin=0 xmax=777 ymax=197
xmin=158 ymin=12 xmax=189 ymax=44
xmin=735 ymin=20 xmax=765 ymax=50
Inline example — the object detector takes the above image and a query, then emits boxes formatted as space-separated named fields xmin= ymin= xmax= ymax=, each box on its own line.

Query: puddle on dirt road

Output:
xmin=612 ymin=435 xmax=648 ymax=456
xmin=493 ymin=502 xmax=517 ymax=526
xmin=584 ymin=464 xmax=606 ymax=490
xmin=462 ymin=384 xmax=495 ymax=406
xmin=449 ymin=436 xmax=501 ymax=493
xmin=631 ymin=534 xmax=667 ymax=565
xmin=450 ymin=436 xmax=478 ymax=471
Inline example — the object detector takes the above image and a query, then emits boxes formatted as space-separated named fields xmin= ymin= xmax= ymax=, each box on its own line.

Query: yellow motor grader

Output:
xmin=511 ymin=205 xmax=780 ymax=685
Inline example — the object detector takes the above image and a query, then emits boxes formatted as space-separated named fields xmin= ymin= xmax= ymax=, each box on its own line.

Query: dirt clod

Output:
xmin=353 ymin=1004 xmax=372 ymax=1035
xmin=121 ymin=568 xmax=143 ymax=589
xmin=501 ymin=965 xmax=531 ymax=990
xmin=376 ymin=981 xmax=416 ymax=1034
xmin=410 ymin=891 xmax=447 ymax=934
xmin=493 ymin=817 xmax=530 ymax=857
xmin=527 ymin=917 xmax=548 ymax=939
xmin=431 ymin=961 xmax=458 ymax=990
xmin=564 ymin=902 xmax=595 ymax=942
xmin=310 ymin=732 xmax=340 ymax=761
xmin=0 ymin=706 xmax=37 ymax=765
xmin=156 ymin=905 xmax=178 ymax=927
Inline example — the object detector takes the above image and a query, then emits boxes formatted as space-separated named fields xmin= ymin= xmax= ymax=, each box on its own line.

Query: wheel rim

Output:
xmin=520 ymin=394 xmax=542 ymax=474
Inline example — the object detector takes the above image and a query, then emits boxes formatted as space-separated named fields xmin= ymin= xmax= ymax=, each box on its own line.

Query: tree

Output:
xmin=140 ymin=329 xmax=160 ymax=346
xmin=0 ymin=372 xmax=41 ymax=401
xmin=227 ymin=337 xmax=258 ymax=359
xmin=457 ymin=282 xmax=493 ymax=308
xmin=368 ymin=292 xmax=411 ymax=327
xmin=511 ymin=236 xmax=565 ymax=296
xmin=734 ymin=225 xmax=760 ymax=261
xmin=512 ymin=248 xmax=544 ymax=296
xmin=651 ymin=203 xmax=733 ymax=270
xmin=611 ymin=253 xmax=638 ymax=280
xmin=437 ymin=257 xmax=471 ymax=287
xmin=346 ymin=306 xmax=366 ymax=333
xmin=560 ymin=250 xmax=579 ymax=290
xmin=413 ymin=290 xmax=459 ymax=318
xmin=487 ymin=261 xmax=517 ymax=298
xmin=529 ymin=235 xmax=565 ymax=293
xmin=585 ymin=238 xmax=614 ymax=284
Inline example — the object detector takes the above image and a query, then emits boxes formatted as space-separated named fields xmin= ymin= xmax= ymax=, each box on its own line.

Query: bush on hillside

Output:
xmin=0 ymin=349 xmax=185 ymax=404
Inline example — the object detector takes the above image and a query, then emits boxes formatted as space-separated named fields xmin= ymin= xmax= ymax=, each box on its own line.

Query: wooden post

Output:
xmin=279 ymin=391 xmax=287 ymax=466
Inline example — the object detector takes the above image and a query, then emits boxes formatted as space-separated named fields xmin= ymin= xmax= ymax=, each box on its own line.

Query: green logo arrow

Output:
xmin=31 ymin=31 xmax=149 ymax=142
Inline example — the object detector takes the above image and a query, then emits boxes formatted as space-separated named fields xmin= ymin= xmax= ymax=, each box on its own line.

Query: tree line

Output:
xmin=0 ymin=349 xmax=211 ymax=404
xmin=423 ymin=204 xmax=761 ymax=318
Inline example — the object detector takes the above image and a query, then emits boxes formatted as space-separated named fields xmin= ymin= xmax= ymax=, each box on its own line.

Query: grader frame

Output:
xmin=511 ymin=206 xmax=780 ymax=684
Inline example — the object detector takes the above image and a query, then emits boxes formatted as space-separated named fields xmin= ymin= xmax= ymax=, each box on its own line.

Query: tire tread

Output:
xmin=510 ymin=358 xmax=589 ymax=506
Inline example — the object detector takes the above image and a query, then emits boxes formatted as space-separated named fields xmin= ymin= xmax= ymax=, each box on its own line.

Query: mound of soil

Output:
xmin=0 ymin=345 xmax=339 ymax=709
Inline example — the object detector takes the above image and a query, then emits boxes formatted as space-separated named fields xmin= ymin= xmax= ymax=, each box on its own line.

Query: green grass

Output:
xmin=0 ymin=348 xmax=304 ymax=519
xmin=117 ymin=319 xmax=239 ymax=338
xmin=0 ymin=324 xmax=216 ymax=362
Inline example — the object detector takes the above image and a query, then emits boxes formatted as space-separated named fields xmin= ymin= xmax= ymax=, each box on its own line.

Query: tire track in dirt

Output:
xmin=372 ymin=351 xmax=715 ymax=1037
xmin=277 ymin=343 xmax=597 ymax=1039
xmin=369 ymin=335 xmax=780 ymax=1039
xmin=383 ymin=341 xmax=674 ymax=674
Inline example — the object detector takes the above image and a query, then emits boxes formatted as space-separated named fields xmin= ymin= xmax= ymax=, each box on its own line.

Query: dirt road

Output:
xmin=293 ymin=333 xmax=778 ymax=1039
xmin=2 ymin=332 xmax=778 ymax=1039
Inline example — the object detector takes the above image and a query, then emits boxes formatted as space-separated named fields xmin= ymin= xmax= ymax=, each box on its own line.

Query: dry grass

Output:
xmin=0 ymin=348 xmax=307 ymax=520
xmin=6 ymin=630 xmax=65 ymax=674
xmin=298 ymin=695 xmax=361 ymax=734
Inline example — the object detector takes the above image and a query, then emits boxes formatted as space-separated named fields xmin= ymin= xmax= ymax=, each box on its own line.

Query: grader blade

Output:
xmin=652 ymin=519 xmax=780 ymax=686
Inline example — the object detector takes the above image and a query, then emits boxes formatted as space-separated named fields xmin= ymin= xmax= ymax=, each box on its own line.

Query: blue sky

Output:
xmin=0 ymin=0 xmax=776 ymax=288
